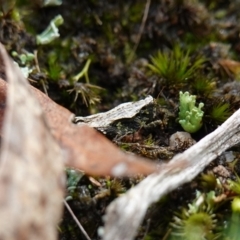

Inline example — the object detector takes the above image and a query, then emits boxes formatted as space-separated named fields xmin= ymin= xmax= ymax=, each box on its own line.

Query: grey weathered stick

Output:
xmin=103 ymin=107 xmax=240 ymax=240
xmin=75 ymin=95 xmax=153 ymax=129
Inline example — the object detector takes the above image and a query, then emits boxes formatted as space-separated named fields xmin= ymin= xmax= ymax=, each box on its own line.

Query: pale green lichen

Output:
xmin=178 ymin=91 xmax=204 ymax=133
xmin=36 ymin=15 xmax=64 ymax=45
xmin=43 ymin=0 xmax=62 ymax=7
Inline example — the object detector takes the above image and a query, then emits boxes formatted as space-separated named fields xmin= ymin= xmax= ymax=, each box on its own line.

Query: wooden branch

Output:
xmin=103 ymin=107 xmax=240 ymax=240
xmin=75 ymin=96 xmax=153 ymax=129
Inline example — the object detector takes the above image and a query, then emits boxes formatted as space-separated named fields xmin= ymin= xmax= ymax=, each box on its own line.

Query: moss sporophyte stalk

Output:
xmin=178 ymin=91 xmax=204 ymax=133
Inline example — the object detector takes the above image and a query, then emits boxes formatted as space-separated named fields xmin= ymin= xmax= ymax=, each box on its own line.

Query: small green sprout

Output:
xmin=228 ymin=176 xmax=240 ymax=195
xmin=178 ymin=91 xmax=204 ymax=133
xmin=36 ymin=15 xmax=64 ymax=45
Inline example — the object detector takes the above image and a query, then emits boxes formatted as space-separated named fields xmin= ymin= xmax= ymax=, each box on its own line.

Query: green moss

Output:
xmin=199 ymin=173 xmax=218 ymax=191
xmin=229 ymin=176 xmax=240 ymax=195
xmin=209 ymin=102 xmax=232 ymax=124
xmin=192 ymin=75 xmax=216 ymax=96
xmin=148 ymin=45 xmax=205 ymax=85
xmin=47 ymin=52 xmax=62 ymax=81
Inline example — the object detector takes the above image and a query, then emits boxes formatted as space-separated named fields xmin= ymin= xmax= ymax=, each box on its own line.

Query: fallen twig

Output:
xmin=127 ymin=0 xmax=151 ymax=63
xmin=103 ymin=107 xmax=240 ymax=240
xmin=63 ymin=200 xmax=91 ymax=240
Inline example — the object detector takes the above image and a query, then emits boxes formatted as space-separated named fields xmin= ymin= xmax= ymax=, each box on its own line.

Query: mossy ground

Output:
xmin=2 ymin=0 xmax=240 ymax=239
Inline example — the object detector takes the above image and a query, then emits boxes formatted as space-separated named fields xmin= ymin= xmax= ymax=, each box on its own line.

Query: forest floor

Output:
xmin=2 ymin=1 xmax=240 ymax=239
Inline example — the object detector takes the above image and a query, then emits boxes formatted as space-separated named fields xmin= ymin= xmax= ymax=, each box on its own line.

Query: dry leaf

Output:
xmin=0 ymin=47 xmax=157 ymax=177
xmin=218 ymin=58 xmax=240 ymax=77
xmin=0 ymin=44 xmax=64 ymax=239
xmin=29 ymin=83 xmax=157 ymax=176
xmin=0 ymin=78 xmax=7 ymax=131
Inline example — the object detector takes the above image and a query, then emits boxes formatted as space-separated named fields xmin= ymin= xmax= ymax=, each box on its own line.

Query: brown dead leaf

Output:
xmin=32 ymin=87 xmax=157 ymax=176
xmin=0 ymin=46 xmax=157 ymax=177
xmin=218 ymin=58 xmax=240 ymax=77
xmin=0 ymin=44 xmax=64 ymax=239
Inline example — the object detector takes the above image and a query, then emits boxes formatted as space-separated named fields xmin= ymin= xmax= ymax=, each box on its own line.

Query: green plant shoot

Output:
xmin=147 ymin=45 xmax=205 ymax=84
xmin=178 ymin=91 xmax=204 ymax=133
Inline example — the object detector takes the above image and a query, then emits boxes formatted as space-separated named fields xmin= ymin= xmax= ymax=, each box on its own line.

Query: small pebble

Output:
xmin=169 ymin=131 xmax=196 ymax=151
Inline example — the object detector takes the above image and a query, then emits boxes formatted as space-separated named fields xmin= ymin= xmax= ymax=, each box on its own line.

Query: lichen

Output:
xmin=178 ymin=91 xmax=204 ymax=133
